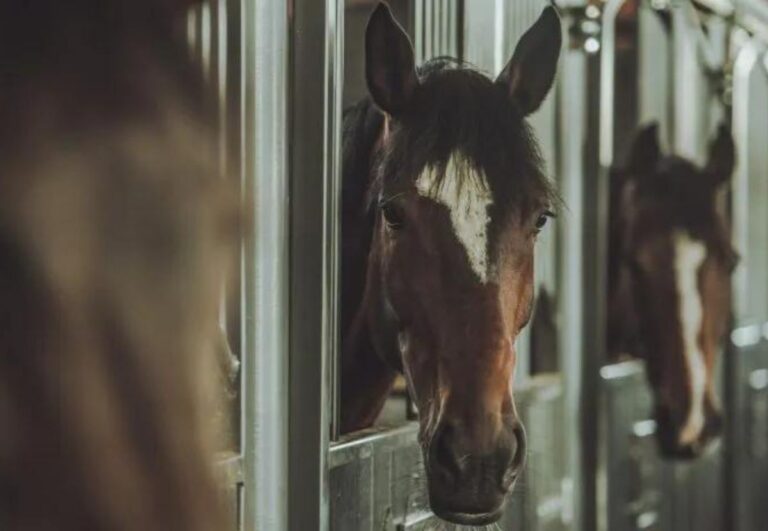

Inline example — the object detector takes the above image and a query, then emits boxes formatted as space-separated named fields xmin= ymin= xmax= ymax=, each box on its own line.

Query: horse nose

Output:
xmin=430 ymin=419 xmax=525 ymax=489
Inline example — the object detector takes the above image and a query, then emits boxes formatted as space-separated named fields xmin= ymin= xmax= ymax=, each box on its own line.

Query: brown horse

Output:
xmin=608 ymin=123 xmax=737 ymax=459
xmin=0 ymin=2 xmax=234 ymax=530
xmin=341 ymin=3 xmax=561 ymax=524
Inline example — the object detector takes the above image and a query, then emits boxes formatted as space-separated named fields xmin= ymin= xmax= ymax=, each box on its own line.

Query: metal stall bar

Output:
xmin=672 ymin=3 xmax=706 ymax=161
xmin=637 ymin=1 xmax=674 ymax=148
xmin=287 ymin=0 xmax=344 ymax=529
xmin=414 ymin=0 xmax=424 ymax=63
xmin=209 ymin=1 xmax=247 ymax=527
xmin=583 ymin=2 xmax=627 ymax=530
xmin=554 ymin=4 xmax=600 ymax=531
xmin=558 ymin=45 xmax=588 ymax=531
xmin=729 ymin=36 xmax=768 ymax=531
xmin=241 ymin=1 xmax=291 ymax=530
xmin=731 ymin=40 xmax=759 ymax=317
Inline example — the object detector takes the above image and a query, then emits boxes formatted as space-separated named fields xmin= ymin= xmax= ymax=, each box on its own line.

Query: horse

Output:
xmin=607 ymin=123 xmax=737 ymax=459
xmin=0 ymin=2 xmax=235 ymax=530
xmin=340 ymin=3 xmax=561 ymax=524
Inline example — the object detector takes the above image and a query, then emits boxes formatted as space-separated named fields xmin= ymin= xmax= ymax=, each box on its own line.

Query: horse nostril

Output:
xmin=510 ymin=423 xmax=526 ymax=469
xmin=500 ymin=423 xmax=526 ymax=490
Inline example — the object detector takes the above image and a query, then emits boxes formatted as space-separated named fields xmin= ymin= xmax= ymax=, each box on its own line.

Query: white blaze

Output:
xmin=415 ymin=152 xmax=494 ymax=283
xmin=673 ymin=230 xmax=708 ymax=446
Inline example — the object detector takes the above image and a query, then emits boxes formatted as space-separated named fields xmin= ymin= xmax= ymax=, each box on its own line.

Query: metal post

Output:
xmin=242 ymin=0 xmax=290 ymax=530
xmin=287 ymin=0 xmax=344 ymax=529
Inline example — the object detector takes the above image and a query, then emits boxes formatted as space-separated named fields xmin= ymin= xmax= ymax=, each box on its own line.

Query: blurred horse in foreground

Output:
xmin=0 ymin=2 xmax=235 ymax=530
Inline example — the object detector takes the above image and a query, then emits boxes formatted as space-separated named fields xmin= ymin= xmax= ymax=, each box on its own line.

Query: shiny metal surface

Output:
xmin=242 ymin=0 xmax=291 ymax=529
xmin=728 ymin=31 xmax=768 ymax=531
xmin=557 ymin=27 xmax=590 ymax=531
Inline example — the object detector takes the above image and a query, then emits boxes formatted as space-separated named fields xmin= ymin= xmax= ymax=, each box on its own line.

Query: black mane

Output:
xmin=341 ymin=98 xmax=384 ymax=335
xmin=374 ymin=57 xmax=556 ymax=220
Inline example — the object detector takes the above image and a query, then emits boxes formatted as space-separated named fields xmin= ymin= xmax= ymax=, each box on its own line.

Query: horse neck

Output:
xmin=339 ymin=100 xmax=399 ymax=432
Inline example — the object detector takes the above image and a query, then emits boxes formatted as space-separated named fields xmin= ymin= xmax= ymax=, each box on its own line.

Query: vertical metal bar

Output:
xmin=217 ymin=0 xmax=228 ymax=178
xmin=672 ymin=5 xmax=702 ymax=162
xmin=447 ymin=0 xmax=456 ymax=58
xmin=187 ymin=7 xmax=199 ymax=62
xmin=589 ymin=2 xmax=627 ymax=530
xmin=414 ymin=0 xmax=424 ymax=63
xmin=558 ymin=34 xmax=589 ymax=531
xmin=424 ymin=0 xmax=433 ymax=60
xmin=493 ymin=0 xmax=505 ymax=74
xmin=324 ymin=0 xmax=344 ymax=444
xmin=638 ymin=4 xmax=672 ymax=147
xmin=242 ymin=0 xmax=290 ymax=530
xmin=435 ymin=0 xmax=441 ymax=58
xmin=731 ymin=43 xmax=758 ymax=325
xmin=201 ymin=2 xmax=212 ymax=80
xmin=599 ymin=0 xmax=623 ymax=171
xmin=287 ymin=0 xmax=343 ymax=528
xmin=442 ymin=0 xmax=449 ymax=56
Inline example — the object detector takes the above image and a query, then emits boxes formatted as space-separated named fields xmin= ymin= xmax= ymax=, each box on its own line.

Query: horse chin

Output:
xmin=426 ymin=476 xmax=510 ymax=525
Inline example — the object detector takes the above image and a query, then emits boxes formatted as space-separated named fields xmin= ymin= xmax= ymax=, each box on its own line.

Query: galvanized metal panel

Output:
xmin=328 ymin=413 xmax=561 ymax=530
xmin=599 ymin=361 xmax=670 ymax=531
xmin=732 ymin=42 xmax=768 ymax=323
xmin=728 ymin=328 xmax=768 ymax=531
xmin=242 ymin=0 xmax=291 ymax=530
xmin=557 ymin=34 xmax=591 ymax=531
xmin=599 ymin=359 xmax=729 ymax=531
xmin=518 ymin=376 xmax=571 ymax=531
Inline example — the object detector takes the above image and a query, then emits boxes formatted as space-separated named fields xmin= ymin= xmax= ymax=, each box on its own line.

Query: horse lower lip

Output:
xmin=433 ymin=507 xmax=504 ymax=525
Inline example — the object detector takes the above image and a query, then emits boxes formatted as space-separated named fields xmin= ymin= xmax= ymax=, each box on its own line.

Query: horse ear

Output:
xmin=496 ymin=6 xmax=562 ymax=116
xmin=365 ymin=3 xmax=418 ymax=116
xmin=705 ymin=124 xmax=735 ymax=187
xmin=627 ymin=123 xmax=661 ymax=175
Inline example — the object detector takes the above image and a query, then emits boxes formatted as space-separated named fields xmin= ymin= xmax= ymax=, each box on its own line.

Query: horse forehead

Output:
xmin=415 ymin=152 xmax=494 ymax=284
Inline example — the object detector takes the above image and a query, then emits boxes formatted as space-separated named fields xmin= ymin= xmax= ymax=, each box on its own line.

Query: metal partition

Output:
xmin=244 ymin=0 xmax=291 ymax=530
xmin=597 ymin=3 xmax=653 ymax=530
xmin=287 ymin=0 xmax=344 ymax=529
xmin=557 ymin=11 xmax=594 ymax=530
xmin=637 ymin=2 xmax=673 ymax=149
xmin=413 ymin=0 xmax=461 ymax=64
xmin=729 ymin=33 xmax=768 ymax=531
xmin=187 ymin=2 xmax=291 ymax=529
xmin=600 ymin=361 xmax=670 ymax=531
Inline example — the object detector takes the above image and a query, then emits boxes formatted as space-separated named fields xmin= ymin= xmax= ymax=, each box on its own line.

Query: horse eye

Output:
xmin=535 ymin=211 xmax=554 ymax=231
xmin=381 ymin=202 xmax=405 ymax=230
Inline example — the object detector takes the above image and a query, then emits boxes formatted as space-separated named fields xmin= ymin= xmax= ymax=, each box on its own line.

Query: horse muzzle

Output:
xmin=424 ymin=419 xmax=526 ymax=524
